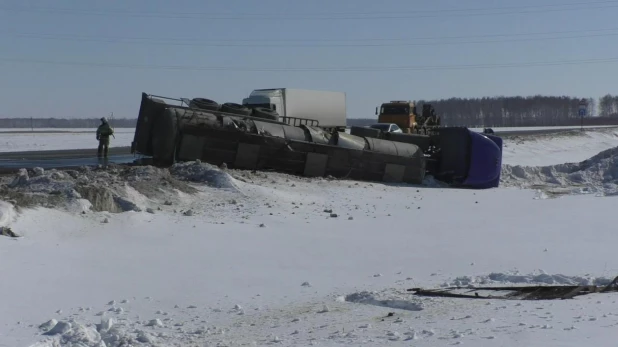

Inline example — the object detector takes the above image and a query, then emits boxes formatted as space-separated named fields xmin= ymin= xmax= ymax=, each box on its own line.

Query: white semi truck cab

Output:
xmin=242 ymin=88 xmax=347 ymax=131
xmin=242 ymin=89 xmax=283 ymax=114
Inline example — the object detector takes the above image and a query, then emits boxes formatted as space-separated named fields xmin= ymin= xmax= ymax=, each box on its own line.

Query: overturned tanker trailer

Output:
xmin=131 ymin=93 xmax=503 ymax=188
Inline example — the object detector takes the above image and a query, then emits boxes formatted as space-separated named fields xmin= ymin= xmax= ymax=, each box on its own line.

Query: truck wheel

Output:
xmin=252 ymin=107 xmax=279 ymax=121
xmin=221 ymin=102 xmax=252 ymax=116
xmin=189 ymin=98 xmax=220 ymax=111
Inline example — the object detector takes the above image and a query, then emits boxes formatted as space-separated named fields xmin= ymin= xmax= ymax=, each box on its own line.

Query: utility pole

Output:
xmin=110 ymin=112 xmax=115 ymax=139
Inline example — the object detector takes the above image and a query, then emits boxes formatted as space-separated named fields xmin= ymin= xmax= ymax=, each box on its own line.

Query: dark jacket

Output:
xmin=97 ymin=122 xmax=114 ymax=139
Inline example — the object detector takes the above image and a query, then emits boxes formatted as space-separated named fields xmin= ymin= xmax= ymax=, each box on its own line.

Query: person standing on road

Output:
xmin=96 ymin=117 xmax=114 ymax=158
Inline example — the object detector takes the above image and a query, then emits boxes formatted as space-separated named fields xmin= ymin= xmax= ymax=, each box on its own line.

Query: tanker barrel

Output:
xmin=364 ymin=137 xmax=422 ymax=158
xmin=331 ymin=132 xmax=368 ymax=150
xmin=382 ymin=132 xmax=432 ymax=152
xmin=364 ymin=136 xmax=426 ymax=183
xmin=302 ymin=125 xmax=332 ymax=145
xmin=252 ymin=120 xmax=311 ymax=142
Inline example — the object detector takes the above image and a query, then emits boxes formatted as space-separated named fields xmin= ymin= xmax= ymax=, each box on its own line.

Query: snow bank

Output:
xmin=0 ymin=165 xmax=199 ymax=213
xmin=32 ymin=318 xmax=138 ymax=347
xmin=501 ymin=146 xmax=618 ymax=197
xmin=169 ymin=160 xmax=239 ymax=190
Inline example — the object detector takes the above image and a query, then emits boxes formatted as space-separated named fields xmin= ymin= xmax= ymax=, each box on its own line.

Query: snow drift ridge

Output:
xmin=501 ymin=146 xmax=618 ymax=197
xmin=0 ymin=161 xmax=238 ymax=214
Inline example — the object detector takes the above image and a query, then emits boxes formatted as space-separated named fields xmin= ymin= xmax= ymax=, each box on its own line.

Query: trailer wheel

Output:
xmin=189 ymin=98 xmax=220 ymax=111
xmin=221 ymin=102 xmax=252 ymax=116
xmin=252 ymin=107 xmax=279 ymax=121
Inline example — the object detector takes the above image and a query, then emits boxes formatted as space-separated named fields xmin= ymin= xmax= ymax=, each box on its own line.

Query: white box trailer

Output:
xmin=242 ymin=88 xmax=347 ymax=130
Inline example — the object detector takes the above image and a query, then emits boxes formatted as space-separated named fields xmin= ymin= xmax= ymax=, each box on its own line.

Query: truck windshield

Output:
xmin=381 ymin=105 xmax=409 ymax=115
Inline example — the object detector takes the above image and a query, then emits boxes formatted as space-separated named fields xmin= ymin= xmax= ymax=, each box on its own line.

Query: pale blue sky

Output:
xmin=0 ymin=0 xmax=617 ymax=119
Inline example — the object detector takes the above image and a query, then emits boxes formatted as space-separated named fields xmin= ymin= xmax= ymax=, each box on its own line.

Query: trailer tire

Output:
xmin=252 ymin=107 xmax=279 ymax=121
xmin=151 ymin=109 xmax=178 ymax=166
xmin=221 ymin=102 xmax=252 ymax=116
xmin=189 ymin=98 xmax=220 ymax=111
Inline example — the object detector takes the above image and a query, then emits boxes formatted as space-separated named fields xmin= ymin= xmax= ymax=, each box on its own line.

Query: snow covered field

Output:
xmin=0 ymin=129 xmax=135 ymax=152
xmin=0 ymin=128 xmax=136 ymax=133
xmin=0 ymin=128 xmax=617 ymax=346
xmin=502 ymin=127 xmax=618 ymax=166
xmin=468 ymin=125 xmax=617 ymax=132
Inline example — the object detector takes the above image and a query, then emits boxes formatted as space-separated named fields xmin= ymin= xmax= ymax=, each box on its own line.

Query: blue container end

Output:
xmin=462 ymin=131 xmax=503 ymax=189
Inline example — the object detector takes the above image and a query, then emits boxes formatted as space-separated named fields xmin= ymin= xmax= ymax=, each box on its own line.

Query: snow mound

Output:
xmin=501 ymin=146 xmax=618 ymax=196
xmin=170 ymin=161 xmax=239 ymax=190
xmin=344 ymin=290 xmax=424 ymax=311
xmin=0 ymin=165 xmax=199 ymax=213
xmin=421 ymin=174 xmax=449 ymax=188
xmin=443 ymin=271 xmax=615 ymax=287
xmin=32 ymin=319 xmax=136 ymax=347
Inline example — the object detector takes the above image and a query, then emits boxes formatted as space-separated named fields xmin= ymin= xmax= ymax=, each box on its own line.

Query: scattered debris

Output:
xmin=0 ymin=227 xmax=19 ymax=238
xmin=146 ymin=319 xmax=164 ymax=327
xmin=344 ymin=291 xmax=423 ymax=311
xmin=408 ymin=276 xmax=618 ymax=300
xmin=38 ymin=319 xmax=58 ymax=332
xmin=43 ymin=321 xmax=72 ymax=336
xmin=32 ymin=167 xmax=45 ymax=177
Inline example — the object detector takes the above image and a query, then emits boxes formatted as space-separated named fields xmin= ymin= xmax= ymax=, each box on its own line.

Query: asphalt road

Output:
xmin=0 ymin=147 xmax=139 ymax=174
xmin=0 ymin=146 xmax=132 ymax=160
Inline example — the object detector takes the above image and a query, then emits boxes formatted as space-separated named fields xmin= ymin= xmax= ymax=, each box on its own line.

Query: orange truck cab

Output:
xmin=375 ymin=101 xmax=418 ymax=133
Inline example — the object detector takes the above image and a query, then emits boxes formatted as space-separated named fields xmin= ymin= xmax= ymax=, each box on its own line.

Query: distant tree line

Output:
xmin=348 ymin=95 xmax=618 ymax=128
xmin=0 ymin=118 xmax=137 ymax=128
